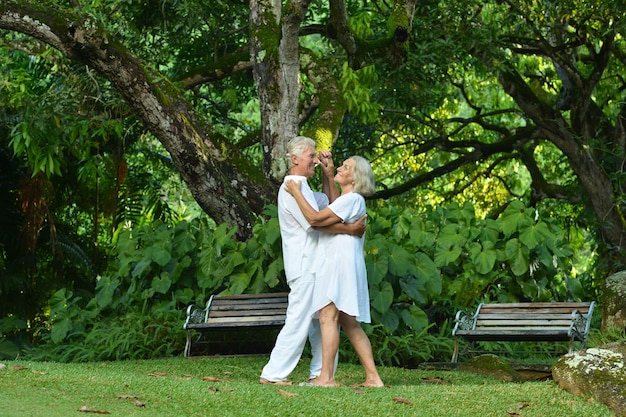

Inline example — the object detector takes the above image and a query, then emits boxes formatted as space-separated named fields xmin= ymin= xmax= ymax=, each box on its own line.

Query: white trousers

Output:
xmin=261 ymin=275 xmax=322 ymax=381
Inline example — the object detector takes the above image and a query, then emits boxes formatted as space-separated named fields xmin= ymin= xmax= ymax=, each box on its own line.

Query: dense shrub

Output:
xmin=25 ymin=200 xmax=585 ymax=363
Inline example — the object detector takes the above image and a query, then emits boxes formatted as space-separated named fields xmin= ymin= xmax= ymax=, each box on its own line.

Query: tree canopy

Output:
xmin=1 ymin=1 xmax=625 ymax=263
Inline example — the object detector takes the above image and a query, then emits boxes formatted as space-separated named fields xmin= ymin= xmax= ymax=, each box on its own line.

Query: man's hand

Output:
xmin=349 ymin=214 xmax=367 ymax=237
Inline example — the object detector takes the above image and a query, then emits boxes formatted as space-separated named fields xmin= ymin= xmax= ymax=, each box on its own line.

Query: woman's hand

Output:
xmin=317 ymin=150 xmax=335 ymax=178
xmin=284 ymin=179 xmax=302 ymax=196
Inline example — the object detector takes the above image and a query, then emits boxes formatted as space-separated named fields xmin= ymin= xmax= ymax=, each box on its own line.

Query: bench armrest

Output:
xmin=183 ymin=304 xmax=205 ymax=329
xmin=183 ymin=295 xmax=215 ymax=329
xmin=569 ymin=301 xmax=596 ymax=341
xmin=452 ymin=304 xmax=482 ymax=335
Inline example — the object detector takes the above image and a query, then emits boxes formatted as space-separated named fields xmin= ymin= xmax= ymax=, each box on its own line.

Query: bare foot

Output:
xmin=306 ymin=377 xmax=338 ymax=387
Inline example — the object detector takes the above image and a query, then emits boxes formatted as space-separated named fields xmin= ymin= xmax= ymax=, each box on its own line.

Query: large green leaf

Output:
xmin=263 ymin=258 xmax=283 ymax=288
xmin=399 ymin=275 xmax=427 ymax=304
xmin=469 ymin=240 xmax=497 ymax=274
xmin=131 ymin=258 xmax=152 ymax=278
xmin=95 ymin=276 xmax=119 ymax=308
xmin=434 ymin=242 xmax=462 ymax=267
xmin=373 ymin=308 xmax=399 ymax=333
xmin=409 ymin=223 xmax=436 ymax=250
xmin=365 ymin=237 xmax=390 ymax=285
xmin=0 ymin=338 xmax=20 ymax=360
xmin=415 ymin=252 xmax=441 ymax=296
xmin=370 ymin=280 xmax=394 ymax=314
xmin=150 ymin=244 xmax=172 ymax=267
xmin=228 ymin=271 xmax=254 ymax=295
xmin=501 ymin=201 xmax=531 ymax=237
xmin=50 ymin=318 xmax=74 ymax=344
xmin=505 ymin=238 xmax=529 ymax=276
xmin=518 ymin=220 xmax=551 ymax=248
xmin=400 ymin=304 xmax=429 ymax=331
xmin=388 ymin=244 xmax=416 ymax=277
xmin=151 ymin=272 xmax=172 ymax=294
xmin=479 ymin=218 xmax=501 ymax=243
xmin=437 ymin=223 xmax=465 ymax=248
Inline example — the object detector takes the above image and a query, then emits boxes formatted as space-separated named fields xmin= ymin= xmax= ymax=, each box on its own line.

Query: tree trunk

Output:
xmin=0 ymin=1 xmax=272 ymax=240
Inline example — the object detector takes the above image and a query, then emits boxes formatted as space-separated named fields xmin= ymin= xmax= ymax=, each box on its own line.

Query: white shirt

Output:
xmin=277 ymin=175 xmax=329 ymax=283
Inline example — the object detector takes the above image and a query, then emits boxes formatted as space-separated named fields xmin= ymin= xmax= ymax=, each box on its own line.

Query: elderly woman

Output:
xmin=285 ymin=154 xmax=384 ymax=388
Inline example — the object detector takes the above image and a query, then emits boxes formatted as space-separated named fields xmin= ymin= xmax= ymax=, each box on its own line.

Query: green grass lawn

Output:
xmin=0 ymin=356 xmax=613 ymax=417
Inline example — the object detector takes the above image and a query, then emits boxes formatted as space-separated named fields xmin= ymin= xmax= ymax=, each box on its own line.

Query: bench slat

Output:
xmin=477 ymin=313 xmax=578 ymax=319
xmin=479 ymin=302 xmax=591 ymax=308
xmin=210 ymin=302 xmax=288 ymax=312
xmin=480 ymin=307 xmax=591 ymax=314
xmin=455 ymin=329 xmax=572 ymax=342
xmin=208 ymin=309 xmax=286 ymax=318
xmin=188 ymin=316 xmax=287 ymax=328
xmin=476 ymin=318 xmax=572 ymax=329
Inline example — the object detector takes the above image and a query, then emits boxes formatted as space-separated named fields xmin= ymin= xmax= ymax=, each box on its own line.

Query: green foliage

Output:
xmin=27 ymin=210 xmax=285 ymax=362
xmin=365 ymin=199 xmax=578 ymax=331
xmin=0 ymin=316 xmax=26 ymax=360
xmin=30 ymin=299 xmax=182 ymax=363
xmin=588 ymin=325 xmax=626 ymax=348
xmin=26 ymin=197 xmax=581 ymax=363
xmin=341 ymin=322 xmax=454 ymax=367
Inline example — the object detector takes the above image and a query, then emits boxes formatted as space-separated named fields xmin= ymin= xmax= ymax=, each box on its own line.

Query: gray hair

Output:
xmin=350 ymin=156 xmax=375 ymax=196
xmin=286 ymin=136 xmax=316 ymax=169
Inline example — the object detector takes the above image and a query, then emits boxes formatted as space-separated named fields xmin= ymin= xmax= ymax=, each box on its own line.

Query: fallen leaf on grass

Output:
xmin=32 ymin=370 xmax=45 ymax=375
xmin=506 ymin=401 xmax=530 ymax=415
xmin=78 ymin=406 xmax=110 ymax=414
xmin=202 ymin=376 xmax=226 ymax=382
xmin=421 ymin=376 xmax=446 ymax=384
xmin=147 ymin=372 xmax=168 ymax=377
xmin=10 ymin=365 xmax=28 ymax=370
xmin=208 ymin=386 xmax=234 ymax=393
xmin=392 ymin=397 xmax=412 ymax=405
xmin=278 ymin=389 xmax=298 ymax=397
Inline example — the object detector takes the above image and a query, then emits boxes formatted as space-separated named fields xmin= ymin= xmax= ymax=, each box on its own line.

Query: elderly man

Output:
xmin=260 ymin=136 xmax=365 ymax=385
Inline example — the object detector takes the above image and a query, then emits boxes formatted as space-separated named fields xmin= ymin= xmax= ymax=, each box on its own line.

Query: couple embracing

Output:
xmin=259 ymin=136 xmax=384 ymax=388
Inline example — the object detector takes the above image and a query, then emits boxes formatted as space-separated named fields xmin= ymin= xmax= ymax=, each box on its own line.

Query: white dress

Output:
xmin=310 ymin=192 xmax=371 ymax=323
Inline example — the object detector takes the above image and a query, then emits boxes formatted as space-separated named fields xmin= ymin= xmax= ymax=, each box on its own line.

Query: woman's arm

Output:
xmin=318 ymin=150 xmax=339 ymax=203
xmin=285 ymin=179 xmax=342 ymax=227
xmin=315 ymin=214 xmax=367 ymax=237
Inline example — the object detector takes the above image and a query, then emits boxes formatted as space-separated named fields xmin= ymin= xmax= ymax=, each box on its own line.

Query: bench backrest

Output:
xmin=205 ymin=293 xmax=289 ymax=327
xmin=475 ymin=302 xmax=593 ymax=331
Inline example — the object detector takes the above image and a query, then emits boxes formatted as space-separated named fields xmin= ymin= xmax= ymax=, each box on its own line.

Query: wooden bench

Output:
xmin=183 ymin=292 xmax=289 ymax=357
xmin=451 ymin=301 xmax=595 ymax=362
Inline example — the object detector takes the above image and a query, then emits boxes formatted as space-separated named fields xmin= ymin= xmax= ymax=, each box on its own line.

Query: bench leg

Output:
xmin=184 ymin=330 xmax=192 ymax=358
xmin=452 ymin=337 xmax=459 ymax=363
